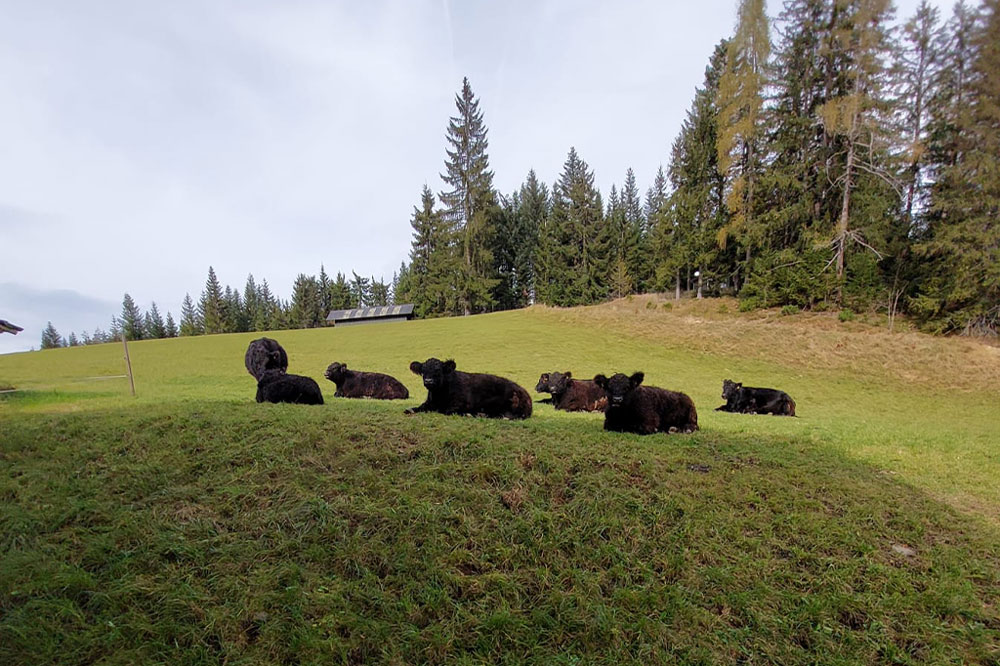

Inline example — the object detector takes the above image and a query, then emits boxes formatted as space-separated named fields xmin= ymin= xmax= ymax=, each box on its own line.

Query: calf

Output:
xmin=593 ymin=372 xmax=698 ymax=434
xmin=406 ymin=358 xmax=532 ymax=419
xmin=324 ymin=362 xmax=409 ymax=400
xmin=245 ymin=337 xmax=288 ymax=380
xmin=535 ymin=371 xmax=607 ymax=412
xmin=256 ymin=369 xmax=324 ymax=405
xmin=715 ymin=379 xmax=796 ymax=416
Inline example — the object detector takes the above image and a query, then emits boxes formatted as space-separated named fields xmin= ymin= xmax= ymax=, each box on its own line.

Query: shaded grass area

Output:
xmin=2 ymin=400 xmax=998 ymax=665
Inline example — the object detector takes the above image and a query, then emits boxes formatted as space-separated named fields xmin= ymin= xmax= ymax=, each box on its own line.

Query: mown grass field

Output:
xmin=2 ymin=296 xmax=998 ymax=664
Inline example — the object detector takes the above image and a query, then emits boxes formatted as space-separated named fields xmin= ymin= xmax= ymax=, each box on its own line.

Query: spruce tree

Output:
xmin=121 ymin=293 xmax=144 ymax=341
xmin=914 ymin=0 xmax=1000 ymax=334
xmin=439 ymin=77 xmax=499 ymax=315
xmin=621 ymin=168 xmax=648 ymax=291
xmin=199 ymin=266 xmax=225 ymax=334
xmin=41 ymin=322 xmax=62 ymax=349
xmin=289 ymin=274 xmax=322 ymax=328
xmin=67 ymin=332 xmax=79 ymax=347
xmin=144 ymin=301 xmax=166 ymax=339
xmin=407 ymin=186 xmax=459 ymax=317
xmin=180 ymin=293 xmax=202 ymax=336
xmin=328 ymin=273 xmax=353 ymax=311
xmin=540 ymin=148 xmax=608 ymax=305
xmin=492 ymin=192 xmax=523 ymax=310
xmin=165 ymin=312 xmax=178 ymax=338
xmin=318 ymin=265 xmax=332 ymax=319
xmin=517 ymin=169 xmax=550 ymax=304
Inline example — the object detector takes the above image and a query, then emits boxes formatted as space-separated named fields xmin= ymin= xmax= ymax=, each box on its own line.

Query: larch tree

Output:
xmin=715 ymin=0 xmax=770 ymax=290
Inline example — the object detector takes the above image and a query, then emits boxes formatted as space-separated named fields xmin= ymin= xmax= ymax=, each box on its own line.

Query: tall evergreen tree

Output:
xmin=144 ymin=301 xmax=166 ymax=339
xmin=164 ymin=312 xmax=178 ymax=338
xmin=895 ymin=0 xmax=942 ymax=231
xmin=289 ymin=274 xmax=322 ymax=328
xmin=621 ymin=168 xmax=649 ymax=290
xmin=41 ymin=322 xmax=62 ymax=349
xmin=440 ymin=77 xmax=499 ymax=315
xmin=121 ymin=293 xmax=144 ymax=341
xmin=349 ymin=272 xmax=371 ymax=308
xmin=318 ymin=265 xmax=332 ymax=319
xmin=406 ymin=185 xmax=458 ymax=317
xmin=328 ymin=273 xmax=353 ymax=312
xmin=537 ymin=148 xmax=608 ymax=305
xmin=180 ymin=293 xmax=202 ymax=336
xmin=914 ymin=0 xmax=1000 ymax=334
xmin=516 ymin=169 xmax=550 ymax=304
xmin=199 ymin=266 xmax=225 ymax=334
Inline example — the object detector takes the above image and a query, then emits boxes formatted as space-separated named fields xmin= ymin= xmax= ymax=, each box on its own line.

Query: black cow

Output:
xmin=406 ymin=358 xmax=532 ymax=419
xmin=535 ymin=371 xmax=607 ymax=412
xmin=256 ymin=369 xmax=324 ymax=405
xmin=324 ymin=362 xmax=409 ymax=400
xmin=245 ymin=338 xmax=288 ymax=380
xmin=715 ymin=379 xmax=796 ymax=416
xmin=593 ymin=372 xmax=698 ymax=434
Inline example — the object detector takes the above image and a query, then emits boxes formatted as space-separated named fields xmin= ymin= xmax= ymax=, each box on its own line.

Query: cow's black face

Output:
xmin=325 ymin=362 xmax=347 ymax=383
xmin=411 ymin=357 xmax=456 ymax=388
xmin=535 ymin=373 xmax=552 ymax=393
xmin=594 ymin=372 xmax=643 ymax=406
xmin=721 ymin=379 xmax=741 ymax=400
xmin=549 ymin=371 xmax=572 ymax=395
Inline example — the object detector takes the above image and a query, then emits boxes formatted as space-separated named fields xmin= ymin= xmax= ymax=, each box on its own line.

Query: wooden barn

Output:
xmin=325 ymin=304 xmax=415 ymax=327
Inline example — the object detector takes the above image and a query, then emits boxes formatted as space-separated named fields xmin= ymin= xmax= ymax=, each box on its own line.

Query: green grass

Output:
xmin=2 ymin=301 xmax=999 ymax=664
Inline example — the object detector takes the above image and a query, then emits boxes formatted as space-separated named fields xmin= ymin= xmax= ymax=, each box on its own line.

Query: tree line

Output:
xmin=41 ymin=266 xmax=397 ymax=348
xmin=397 ymin=0 xmax=998 ymax=335
xmin=41 ymin=0 xmax=999 ymax=349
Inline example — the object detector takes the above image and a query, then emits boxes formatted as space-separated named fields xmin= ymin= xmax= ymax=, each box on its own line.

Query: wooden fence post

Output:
xmin=122 ymin=333 xmax=136 ymax=397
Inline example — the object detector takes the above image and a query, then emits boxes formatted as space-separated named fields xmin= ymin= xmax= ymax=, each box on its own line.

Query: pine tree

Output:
xmin=41 ymin=322 xmax=62 ymax=349
xmin=914 ymin=0 xmax=1000 ymax=334
xmin=621 ymin=168 xmax=648 ymax=291
xmin=289 ymin=274 xmax=322 ymax=328
xmin=392 ymin=262 xmax=413 ymax=306
xmin=407 ymin=186 xmax=459 ymax=317
xmin=492 ymin=192 xmax=523 ymax=310
xmin=255 ymin=279 xmax=278 ymax=331
xmin=67 ymin=332 xmax=79 ymax=347
xmin=369 ymin=276 xmax=390 ymax=306
xmin=165 ymin=312 xmax=178 ymax=338
xmin=517 ymin=169 xmax=550 ymax=304
xmin=180 ymin=293 xmax=202 ymax=336
xmin=895 ymin=0 xmax=942 ymax=231
xmin=318 ymin=265 xmax=332 ymax=320
xmin=328 ymin=273 xmax=353 ymax=311
xmin=662 ymin=41 xmax=731 ymax=299
xmin=716 ymin=0 xmax=770 ymax=290
xmin=539 ymin=148 xmax=608 ymax=305
xmin=349 ymin=272 xmax=371 ymax=308
xmin=439 ymin=77 xmax=499 ymax=315
xmin=144 ymin=301 xmax=166 ymax=339
xmin=199 ymin=266 xmax=225 ymax=334
xmin=121 ymin=293 xmax=144 ymax=341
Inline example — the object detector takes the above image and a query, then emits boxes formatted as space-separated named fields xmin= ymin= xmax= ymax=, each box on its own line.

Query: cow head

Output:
xmin=410 ymin=357 xmax=456 ymax=389
xmin=535 ymin=373 xmax=552 ymax=393
xmin=325 ymin=362 xmax=348 ymax=383
xmin=594 ymin=372 xmax=643 ymax=407
xmin=721 ymin=379 xmax=742 ymax=400
xmin=548 ymin=371 xmax=573 ymax=395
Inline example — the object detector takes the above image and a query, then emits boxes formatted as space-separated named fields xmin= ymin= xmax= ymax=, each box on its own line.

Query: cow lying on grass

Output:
xmin=594 ymin=372 xmax=698 ymax=434
xmin=535 ymin=371 xmax=607 ymax=412
xmin=715 ymin=379 xmax=796 ymax=416
xmin=256 ymin=369 xmax=324 ymax=405
xmin=245 ymin=337 xmax=288 ymax=380
xmin=324 ymin=362 xmax=409 ymax=400
xmin=406 ymin=358 xmax=532 ymax=419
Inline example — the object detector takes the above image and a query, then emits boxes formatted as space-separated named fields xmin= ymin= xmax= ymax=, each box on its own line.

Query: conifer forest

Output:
xmin=46 ymin=0 xmax=999 ymax=348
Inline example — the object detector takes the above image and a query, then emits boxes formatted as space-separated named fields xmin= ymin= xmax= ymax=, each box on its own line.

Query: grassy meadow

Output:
xmin=1 ymin=296 xmax=998 ymax=664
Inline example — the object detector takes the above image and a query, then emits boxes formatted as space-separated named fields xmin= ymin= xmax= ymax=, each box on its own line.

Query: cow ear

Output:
xmin=564 ymin=371 xmax=572 ymax=379
xmin=409 ymin=361 xmax=423 ymax=375
xmin=736 ymin=382 xmax=742 ymax=389
xmin=341 ymin=363 xmax=348 ymax=370
xmin=593 ymin=374 xmax=607 ymax=389
xmin=443 ymin=359 xmax=456 ymax=374
xmin=630 ymin=372 xmax=645 ymax=387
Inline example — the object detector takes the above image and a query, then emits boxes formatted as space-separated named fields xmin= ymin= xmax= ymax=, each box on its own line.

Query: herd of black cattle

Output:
xmin=246 ymin=337 xmax=797 ymax=436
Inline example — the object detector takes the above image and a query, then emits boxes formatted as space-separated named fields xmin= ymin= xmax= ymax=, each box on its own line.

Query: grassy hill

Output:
xmin=2 ymin=297 xmax=998 ymax=664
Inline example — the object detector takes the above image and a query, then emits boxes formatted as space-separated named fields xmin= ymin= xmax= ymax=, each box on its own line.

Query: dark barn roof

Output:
xmin=326 ymin=304 xmax=414 ymax=325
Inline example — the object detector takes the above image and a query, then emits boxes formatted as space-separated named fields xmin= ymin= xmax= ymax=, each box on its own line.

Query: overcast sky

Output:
xmin=0 ymin=0 xmax=949 ymax=353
